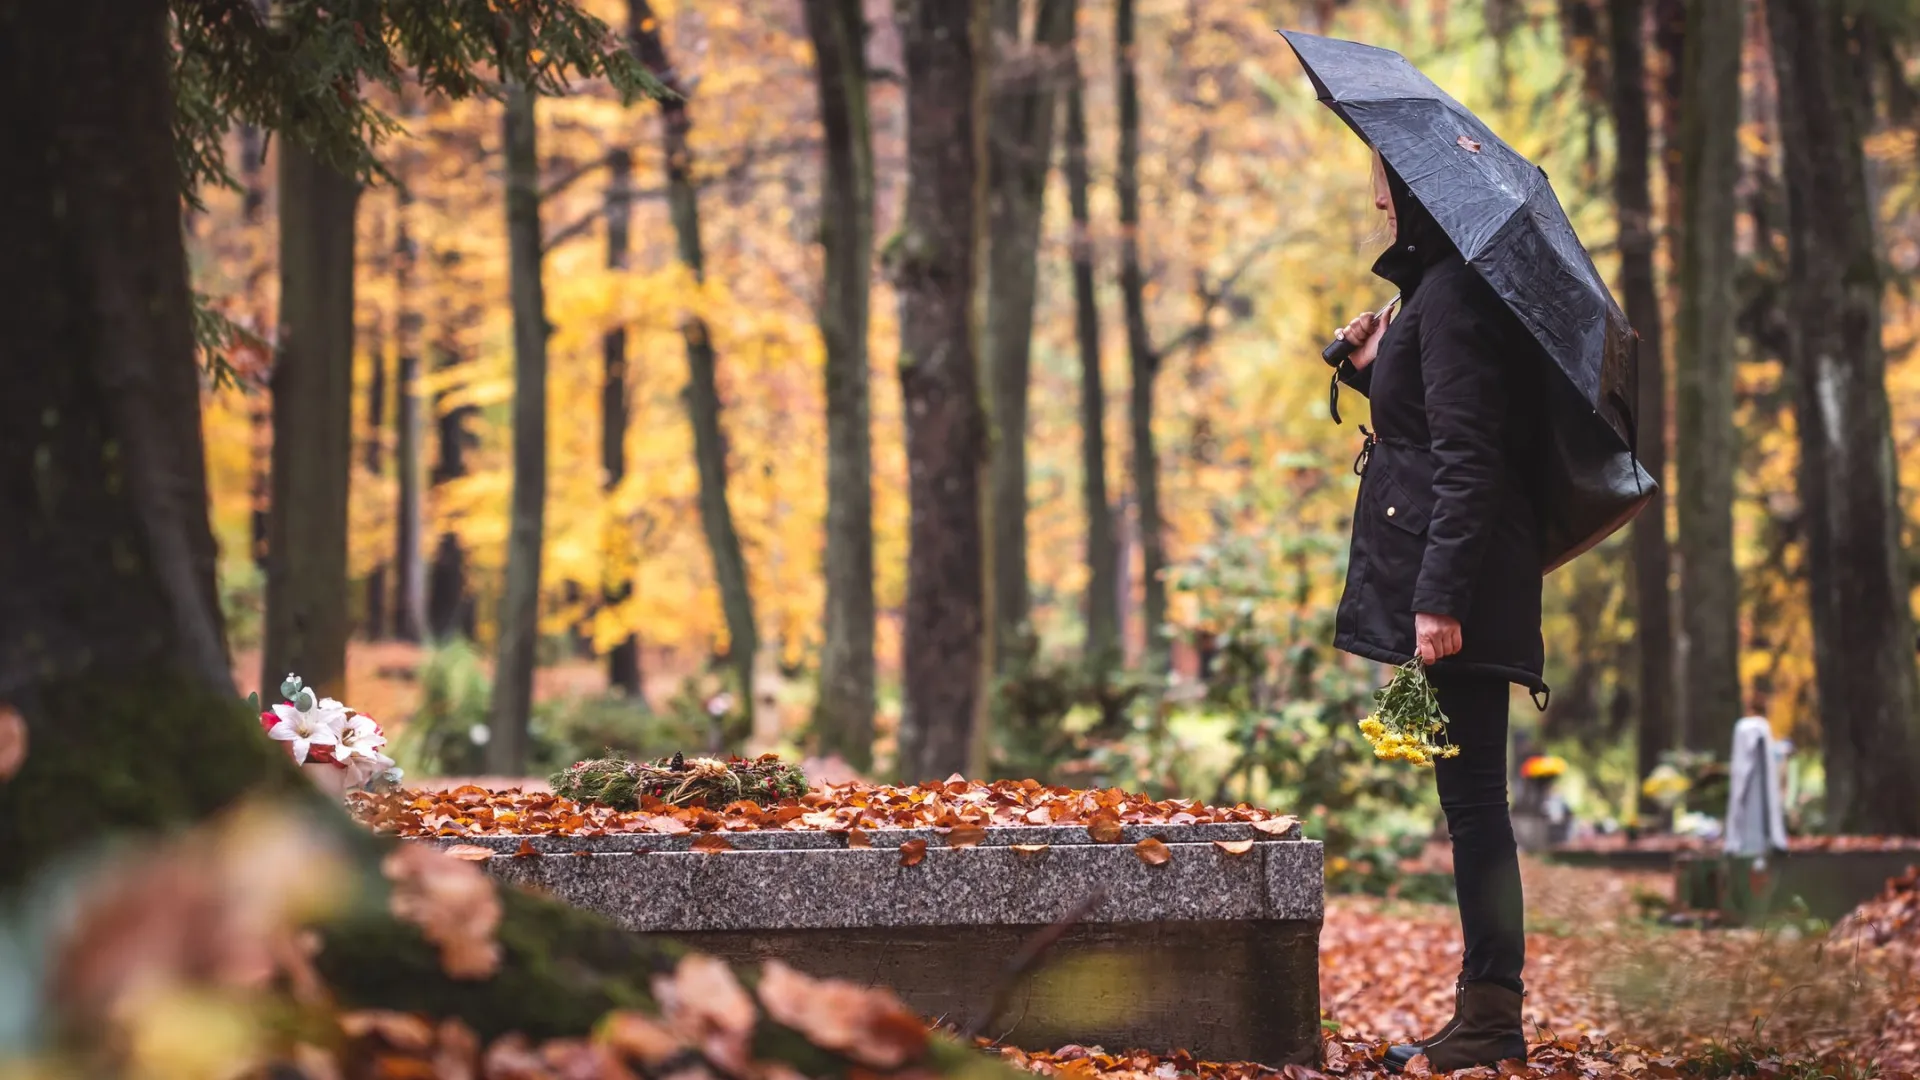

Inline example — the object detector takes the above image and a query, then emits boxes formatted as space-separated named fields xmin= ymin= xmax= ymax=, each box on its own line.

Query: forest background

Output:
xmin=188 ymin=0 xmax=1920 ymax=838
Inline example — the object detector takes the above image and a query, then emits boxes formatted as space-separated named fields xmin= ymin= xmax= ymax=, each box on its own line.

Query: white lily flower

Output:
xmin=335 ymin=714 xmax=393 ymax=788
xmin=311 ymin=697 xmax=352 ymax=735
xmin=335 ymin=714 xmax=387 ymax=761
xmin=268 ymin=700 xmax=340 ymax=765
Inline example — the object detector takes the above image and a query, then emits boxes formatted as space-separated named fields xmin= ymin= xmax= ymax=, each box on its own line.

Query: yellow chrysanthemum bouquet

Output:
xmin=1357 ymin=658 xmax=1460 ymax=767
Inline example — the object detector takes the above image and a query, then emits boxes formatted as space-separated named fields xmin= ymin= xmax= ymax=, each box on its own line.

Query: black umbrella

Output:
xmin=1281 ymin=28 xmax=1654 ymax=571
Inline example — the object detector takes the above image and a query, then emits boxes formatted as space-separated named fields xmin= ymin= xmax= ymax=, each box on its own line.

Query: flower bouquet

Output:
xmin=255 ymin=673 xmax=402 ymax=798
xmin=1356 ymin=658 xmax=1459 ymax=768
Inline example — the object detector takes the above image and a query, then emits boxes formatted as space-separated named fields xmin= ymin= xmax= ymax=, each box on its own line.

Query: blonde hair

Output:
xmin=1366 ymin=149 xmax=1394 ymax=246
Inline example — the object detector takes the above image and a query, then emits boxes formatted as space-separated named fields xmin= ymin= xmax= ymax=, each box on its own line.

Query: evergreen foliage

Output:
xmin=168 ymin=0 xmax=666 ymax=205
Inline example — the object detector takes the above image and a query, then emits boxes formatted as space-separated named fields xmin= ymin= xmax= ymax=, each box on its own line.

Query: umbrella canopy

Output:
xmin=1281 ymin=29 xmax=1637 ymax=452
xmin=1282 ymin=28 xmax=1653 ymax=570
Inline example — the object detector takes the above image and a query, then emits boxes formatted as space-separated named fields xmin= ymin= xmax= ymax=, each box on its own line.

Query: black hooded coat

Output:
xmin=1333 ymin=166 xmax=1549 ymax=694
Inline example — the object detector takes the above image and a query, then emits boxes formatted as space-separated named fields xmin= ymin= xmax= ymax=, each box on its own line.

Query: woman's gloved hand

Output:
xmin=1415 ymin=611 xmax=1463 ymax=664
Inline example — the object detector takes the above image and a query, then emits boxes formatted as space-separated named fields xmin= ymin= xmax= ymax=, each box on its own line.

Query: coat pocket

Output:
xmin=1374 ymin=470 xmax=1432 ymax=537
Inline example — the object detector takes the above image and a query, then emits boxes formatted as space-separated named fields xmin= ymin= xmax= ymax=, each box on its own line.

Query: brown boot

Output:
xmin=1384 ymin=981 xmax=1462 ymax=1065
xmin=1384 ymin=982 xmax=1525 ymax=1073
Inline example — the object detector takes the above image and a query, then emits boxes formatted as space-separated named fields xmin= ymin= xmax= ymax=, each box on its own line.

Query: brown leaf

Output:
xmin=0 ymin=703 xmax=25 ymax=782
xmin=846 ymin=828 xmax=872 ymax=849
xmin=756 ymin=959 xmax=929 ymax=1069
xmin=1457 ymin=134 xmax=1482 ymax=153
xmin=480 ymin=1033 xmax=548 ymax=1080
xmin=652 ymin=954 xmax=755 ymax=1075
xmin=596 ymin=1011 xmax=685 ymax=1066
xmin=899 ymin=838 xmax=928 ymax=867
xmin=340 ymin=1010 xmax=436 ymax=1051
xmin=444 ymin=844 xmax=496 ymax=862
xmin=512 ymin=839 xmax=541 ymax=858
xmin=382 ymin=845 xmax=502 ymax=979
xmin=1011 ymin=844 xmax=1050 ymax=858
xmin=435 ymin=1018 xmax=480 ymax=1080
xmin=646 ymin=814 xmax=691 ymax=835
xmin=1087 ymin=819 xmax=1124 ymax=844
xmin=946 ymin=825 xmax=987 ymax=848
xmin=1214 ymin=839 xmax=1256 ymax=857
xmin=1250 ymin=815 xmax=1299 ymax=836
xmin=1404 ymin=1051 xmax=1434 ymax=1079
xmin=1134 ymin=837 xmax=1172 ymax=866
xmin=691 ymin=833 xmax=734 ymax=854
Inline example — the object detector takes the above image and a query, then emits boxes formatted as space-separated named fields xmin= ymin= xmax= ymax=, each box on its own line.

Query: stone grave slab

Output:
xmin=433 ymin=822 xmax=1324 ymax=1064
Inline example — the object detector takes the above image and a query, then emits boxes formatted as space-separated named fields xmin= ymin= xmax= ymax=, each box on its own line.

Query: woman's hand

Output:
xmin=1336 ymin=310 xmax=1386 ymax=371
xmin=1415 ymin=612 xmax=1463 ymax=665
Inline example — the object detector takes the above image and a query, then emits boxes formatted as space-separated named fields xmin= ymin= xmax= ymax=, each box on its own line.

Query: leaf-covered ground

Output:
xmin=998 ymin=859 xmax=1920 ymax=1080
xmin=1553 ymin=834 xmax=1920 ymax=856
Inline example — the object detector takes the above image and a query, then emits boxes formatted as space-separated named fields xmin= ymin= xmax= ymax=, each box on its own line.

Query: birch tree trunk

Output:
xmin=263 ymin=143 xmax=359 ymax=700
xmin=804 ymin=0 xmax=877 ymax=768
xmin=892 ymin=0 xmax=986 ymax=782
xmin=1672 ymin=0 xmax=1743 ymax=754
xmin=1766 ymin=0 xmax=1920 ymax=835
xmin=487 ymin=79 xmax=549 ymax=775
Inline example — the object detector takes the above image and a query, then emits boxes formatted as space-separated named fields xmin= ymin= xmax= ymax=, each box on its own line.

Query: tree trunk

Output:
xmin=487 ymin=80 xmax=549 ymax=775
xmin=1671 ymin=0 xmax=1742 ymax=755
xmin=1608 ymin=0 xmax=1675 ymax=802
xmin=392 ymin=198 xmax=426 ymax=643
xmin=1115 ymin=0 xmax=1165 ymax=672
xmin=602 ymin=139 xmax=643 ymax=699
xmin=1064 ymin=40 xmax=1119 ymax=669
xmin=632 ymin=1 xmax=758 ymax=743
xmin=603 ymin=2 xmax=645 ymax=700
xmin=804 ymin=0 xmax=877 ymax=769
xmin=891 ymin=0 xmax=986 ymax=782
xmin=364 ymin=306 xmax=389 ymax=640
xmin=0 ymin=0 xmax=261 ymax=876
xmin=1766 ymin=0 xmax=1920 ymax=835
xmin=428 ymin=326 xmax=477 ymax=641
xmin=264 ymin=143 xmax=359 ymax=700
xmin=984 ymin=0 xmax=1074 ymax=670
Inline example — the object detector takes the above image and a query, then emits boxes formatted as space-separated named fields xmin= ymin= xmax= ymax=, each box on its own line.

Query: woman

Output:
xmin=1331 ymin=151 xmax=1546 ymax=1072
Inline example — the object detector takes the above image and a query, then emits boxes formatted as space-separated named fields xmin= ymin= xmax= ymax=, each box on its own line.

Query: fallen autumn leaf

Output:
xmin=898 ymin=839 xmax=927 ymax=867
xmin=1214 ymin=839 xmax=1255 ymax=856
xmin=1134 ymin=837 xmax=1172 ymax=866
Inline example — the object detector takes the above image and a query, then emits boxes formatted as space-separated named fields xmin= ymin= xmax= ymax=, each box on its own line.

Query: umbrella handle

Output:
xmin=1322 ymin=294 xmax=1400 ymax=368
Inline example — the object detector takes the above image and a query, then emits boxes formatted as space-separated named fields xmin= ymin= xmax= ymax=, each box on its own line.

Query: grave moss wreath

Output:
xmin=552 ymin=752 xmax=808 ymax=811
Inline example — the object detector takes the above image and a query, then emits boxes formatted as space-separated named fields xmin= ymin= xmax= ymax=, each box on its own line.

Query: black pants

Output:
xmin=1430 ymin=672 xmax=1525 ymax=994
